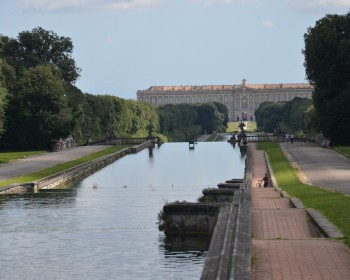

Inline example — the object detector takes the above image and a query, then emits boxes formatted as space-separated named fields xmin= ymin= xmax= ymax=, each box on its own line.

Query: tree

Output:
xmin=255 ymin=102 xmax=286 ymax=133
xmin=195 ymin=103 xmax=224 ymax=134
xmin=303 ymin=12 xmax=350 ymax=143
xmin=0 ymin=60 xmax=8 ymax=136
xmin=283 ymin=98 xmax=313 ymax=132
xmin=212 ymin=102 xmax=229 ymax=127
xmin=1 ymin=27 xmax=81 ymax=84
xmin=2 ymin=65 xmax=71 ymax=149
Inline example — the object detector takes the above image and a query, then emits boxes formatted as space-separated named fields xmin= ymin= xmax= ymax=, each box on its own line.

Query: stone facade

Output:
xmin=137 ymin=79 xmax=314 ymax=121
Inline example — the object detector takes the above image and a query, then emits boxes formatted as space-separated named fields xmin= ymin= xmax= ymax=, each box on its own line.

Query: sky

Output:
xmin=1 ymin=0 xmax=350 ymax=100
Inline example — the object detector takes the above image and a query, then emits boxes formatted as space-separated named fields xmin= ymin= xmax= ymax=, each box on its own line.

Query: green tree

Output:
xmin=303 ymin=12 xmax=350 ymax=143
xmin=157 ymin=103 xmax=200 ymax=141
xmin=2 ymin=65 xmax=71 ymax=149
xmin=195 ymin=103 xmax=225 ymax=134
xmin=283 ymin=98 xmax=313 ymax=132
xmin=1 ymin=27 xmax=81 ymax=84
xmin=212 ymin=102 xmax=229 ymax=127
xmin=255 ymin=102 xmax=286 ymax=133
xmin=0 ymin=60 xmax=8 ymax=135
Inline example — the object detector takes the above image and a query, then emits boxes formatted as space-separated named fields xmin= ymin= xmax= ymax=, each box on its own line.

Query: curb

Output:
xmin=263 ymin=148 xmax=344 ymax=240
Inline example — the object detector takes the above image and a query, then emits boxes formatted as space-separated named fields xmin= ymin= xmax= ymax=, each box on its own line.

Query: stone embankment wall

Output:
xmin=0 ymin=183 xmax=36 ymax=195
xmin=160 ymin=148 xmax=252 ymax=279
xmin=0 ymin=141 xmax=153 ymax=194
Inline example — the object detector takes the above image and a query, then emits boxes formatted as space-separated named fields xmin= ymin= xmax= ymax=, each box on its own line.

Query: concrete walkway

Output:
xmin=0 ymin=145 xmax=110 ymax=183
xmin=250 ymin=143 xmax=350 ymax=280
xmin=281 ymin=142 xmax=350 ymax=195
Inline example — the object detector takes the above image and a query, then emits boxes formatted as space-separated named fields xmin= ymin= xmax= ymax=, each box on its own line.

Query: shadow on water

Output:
xmin=0 ymin=183 xmax=79 ymax=209
xmin=160 ymin=234 xmax=211 ymax=262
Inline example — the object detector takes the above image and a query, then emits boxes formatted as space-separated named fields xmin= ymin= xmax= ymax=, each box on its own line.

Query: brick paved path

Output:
xmin=250 ymin=143 xmax=350 ymax=280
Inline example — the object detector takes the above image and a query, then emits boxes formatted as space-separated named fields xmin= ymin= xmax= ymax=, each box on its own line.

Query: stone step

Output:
xmin=252 ymin=197 xmax=291 ymax=209
xmin=252 ymin=187 xmax=282 ymax=198
xmin=252 ymin=209 xmax=320 ymax=239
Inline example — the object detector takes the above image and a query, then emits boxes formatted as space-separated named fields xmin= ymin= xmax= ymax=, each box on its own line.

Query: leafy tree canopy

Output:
xmin=1 ymin=27 xmax=81 ymax=84
xmin=2 ymin=65 xmax=71 ymax=149
xmin=303 ymin=12 xmax=350 ymax=144
xmin=158 ymin=102 xmax=228 ymax=141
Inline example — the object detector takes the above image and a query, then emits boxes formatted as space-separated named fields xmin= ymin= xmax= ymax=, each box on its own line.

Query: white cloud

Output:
xmin=189 ymin=0 xmax=264 ymax=5
xmin=19 ymin=0 xmax=89 ymax=11
xmin=104 ymin=0 xmax=162 ymax=10
xmin=18 ymin=0 xmax=162 ymax=12
xmin=262 ymin=19 xmax=274 ymax=28
xmin=105 ymin=36 xmax=113 ymax=45
xmin=18 ymin=0 xmax=267 ymax=12
xmin=287 ymin=0 xmax=350 ymax=13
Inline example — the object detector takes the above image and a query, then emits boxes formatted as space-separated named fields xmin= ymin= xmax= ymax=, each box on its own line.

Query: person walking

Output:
xmin=290 ymin=134 xmax=294 ymax=144
xmin=261 ymin=173 xmax=270 ymax=188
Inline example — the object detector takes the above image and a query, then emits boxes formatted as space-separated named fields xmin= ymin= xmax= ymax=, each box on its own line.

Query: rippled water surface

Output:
xmin=0 ymin=142 xmax=245 ymax=280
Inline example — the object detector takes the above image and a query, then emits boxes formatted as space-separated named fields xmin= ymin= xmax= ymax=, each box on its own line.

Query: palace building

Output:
xmin=136 ymin=79 xmax=314 ymax=121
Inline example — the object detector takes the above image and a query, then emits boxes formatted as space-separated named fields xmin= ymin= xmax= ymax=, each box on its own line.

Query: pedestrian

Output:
xmin=285 ymin=133 xmax=289 ymax=142
xmin=261 ymin=173 xmax=270 ymax=188
xmin=290 ymin=134 xmax=294 ymax=144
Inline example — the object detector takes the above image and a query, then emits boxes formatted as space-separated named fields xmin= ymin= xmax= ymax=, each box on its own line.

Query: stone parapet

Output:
xmin=0 ymin=142 xmax=151 ymax=194
xmin=0 ymin=183 xmax=35 ymax=194
xmin=161 ymin=202 xmax=226 ymax=234
xmin=217 ymin=182 xmax=241 ymax=189
xmin=202 ymin=188 xmax=237 ymax=203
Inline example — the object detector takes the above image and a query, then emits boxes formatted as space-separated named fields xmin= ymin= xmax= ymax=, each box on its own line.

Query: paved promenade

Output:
xmin=281 ymin=142 xmax=350 ymax=195
xmin=250 ymin=143 xmax=350 ymax=280
xmin=0 ymin=145 xmax=110 ymax=183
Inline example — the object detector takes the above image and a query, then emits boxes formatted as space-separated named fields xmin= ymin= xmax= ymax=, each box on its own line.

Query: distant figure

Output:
xmin=261 ymin=173 xmax=270 ymax=188
xmin=285 ymin=133 xmax=289 ymax=142
xmin=290 ymin=134 xmax=294 ymax=144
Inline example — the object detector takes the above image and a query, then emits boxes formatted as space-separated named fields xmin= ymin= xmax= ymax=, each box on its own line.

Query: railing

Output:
xmin=245 ymin=135 xmax=285 ymax=142
xmin=105 ymin=137 xmax=147 ymax=145
xmin=229 ymin=135 xmax=315 ymax=143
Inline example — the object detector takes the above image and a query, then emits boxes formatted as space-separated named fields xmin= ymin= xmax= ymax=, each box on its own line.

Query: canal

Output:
xmin=0 ymin=141 xmax=245 ymax=280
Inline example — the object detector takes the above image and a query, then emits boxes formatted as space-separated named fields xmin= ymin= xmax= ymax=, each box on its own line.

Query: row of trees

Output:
xmin=303 ymin=11 xmax=350 ymax=144
xmin=3 ymin=10 xmax=349 ymax=149
xmin=0 ymin=27 xmax=229 ymax=150
xmin=254 ymin=98 xmax=314 ymax=136
xmin=0 ymin=28 xmax=158 ymax=150
xmin=255 ymin=11 xmax=350 ymax=144
xmin=158 ymin=102 xmax=228 ymax=141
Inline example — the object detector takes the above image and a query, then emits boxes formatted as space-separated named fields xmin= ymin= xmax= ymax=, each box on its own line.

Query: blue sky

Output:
xmin=1 ymin=0 xmax=350 ymax=99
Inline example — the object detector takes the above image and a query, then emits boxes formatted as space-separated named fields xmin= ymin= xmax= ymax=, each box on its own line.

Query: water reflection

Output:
xmin=160 ymin=234 xmax=211 ymax=253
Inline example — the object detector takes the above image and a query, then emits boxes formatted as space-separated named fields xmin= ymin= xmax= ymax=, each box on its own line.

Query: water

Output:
xmin=0 ymin=142 xmax=245 ymax=280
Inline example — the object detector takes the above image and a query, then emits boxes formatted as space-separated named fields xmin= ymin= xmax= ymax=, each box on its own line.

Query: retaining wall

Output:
xmin=160 ymin=147 xmax=252 ymax=280
xmin=0 ymin=141 xmax=153 ymax=194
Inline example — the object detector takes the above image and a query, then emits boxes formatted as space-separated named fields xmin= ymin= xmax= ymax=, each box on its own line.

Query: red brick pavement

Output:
xmin=253 ymin=187 xmax=282 ymax=198
xmin=252 ymin=197 xmax=290 ymax=209
xmin=253 ymin=239 xmax=350 ymax=280
xmin=250 ymin=143 xmax=350 ymax=280
xmin=252 ymin=209 xmax=320 ymax=239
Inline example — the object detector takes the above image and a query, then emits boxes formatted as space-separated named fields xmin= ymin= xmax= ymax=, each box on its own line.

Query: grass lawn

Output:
xmin=226 ymin=121 xmax=257 ymax=133
xmin=333 ymin=146 xmax=350 ymax=158
xmin=205 ymin=134 xmax=217 ymax=141
xmin=0 ymin=151 xmax=47 ymax=163
xmin=0 ymin=145 xmax=130 ymax=188
xmin=257 ymin=142 xmax=350 ymax=247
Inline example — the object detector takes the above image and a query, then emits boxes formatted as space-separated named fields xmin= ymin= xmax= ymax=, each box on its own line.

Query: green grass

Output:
xmin=257 ymin=142 xmax=350 ymax=246
xmin=0 ymin=151 xmax=47 ymax=163
xmin=206 ymin=134 xmax=217 ymax=141
xmin=0 ymin=145 xmax=130 ymax=188
xmin=226 ymin=121 xmax=257 ymax=133
xmin=333 ymin=146 xmax=350 ymax=158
